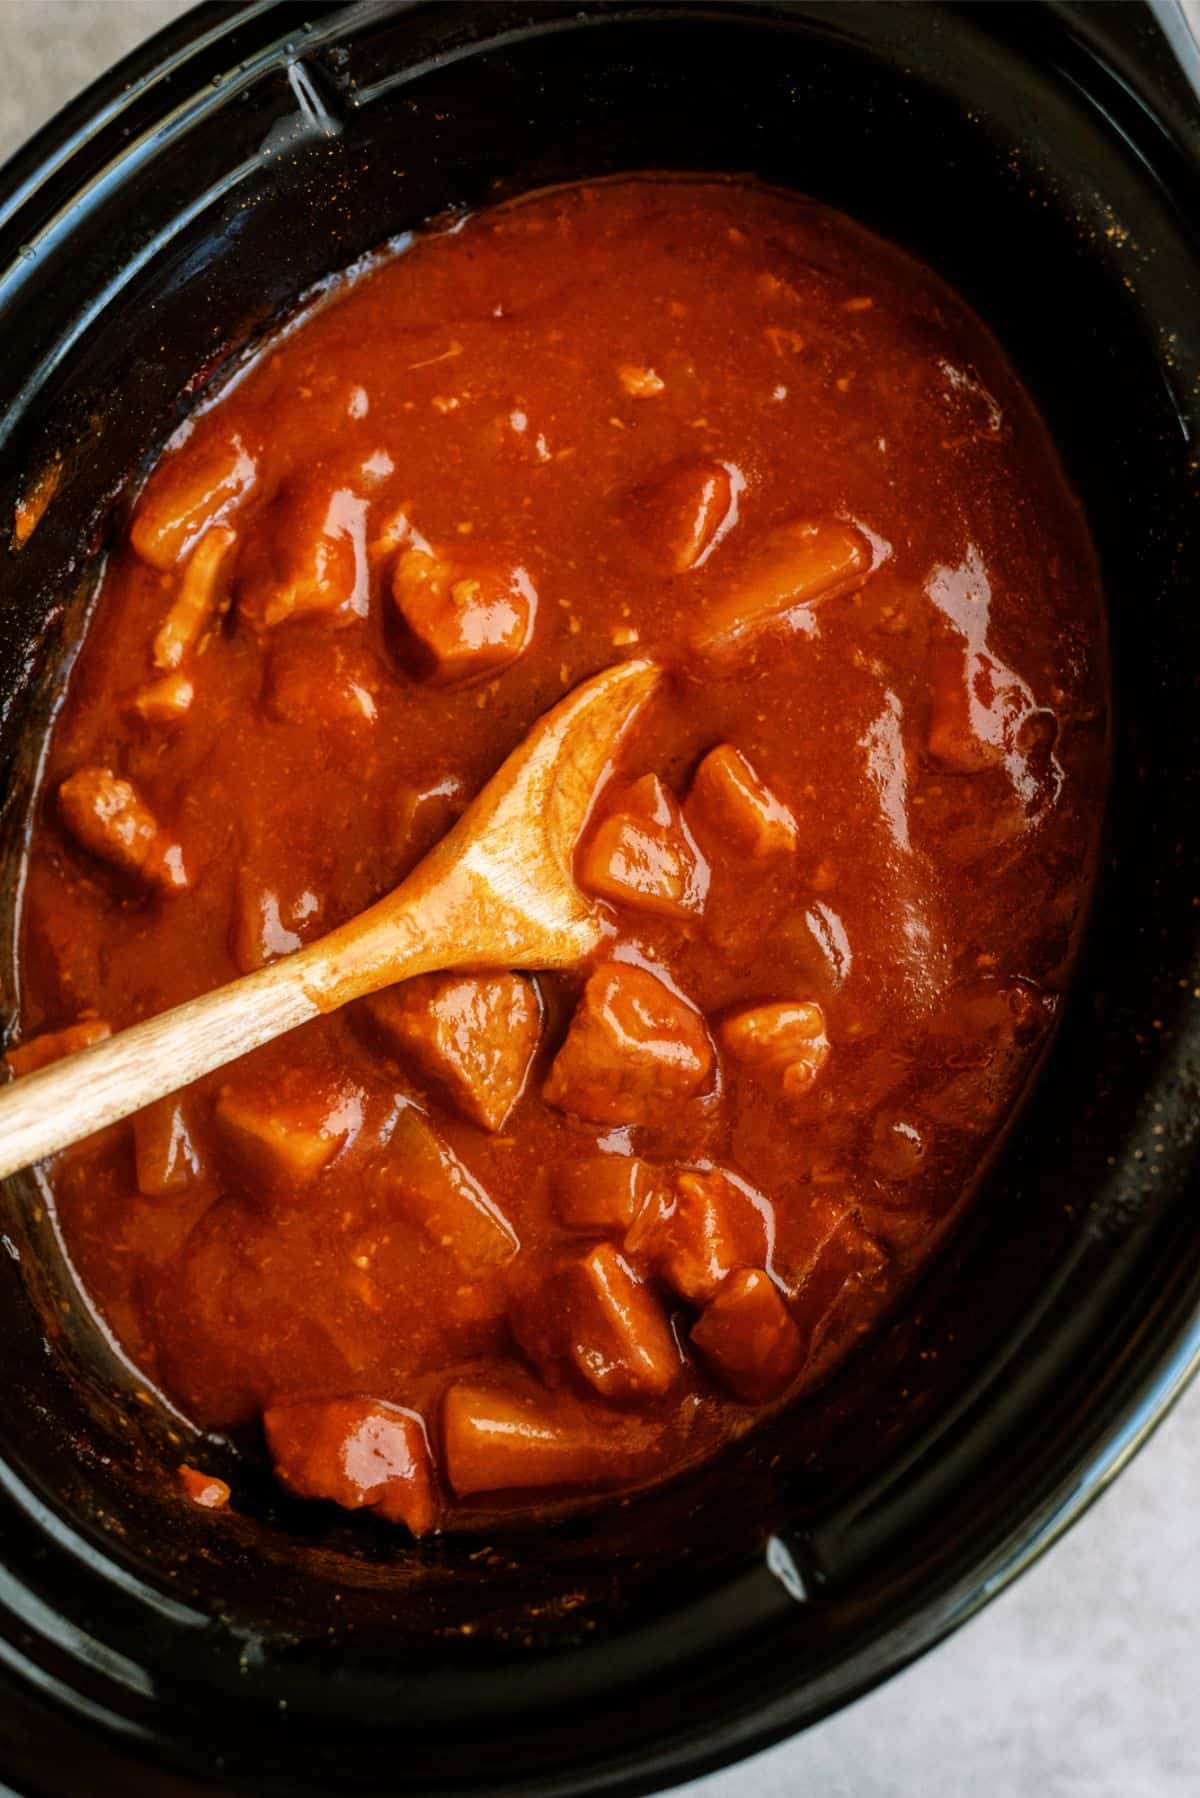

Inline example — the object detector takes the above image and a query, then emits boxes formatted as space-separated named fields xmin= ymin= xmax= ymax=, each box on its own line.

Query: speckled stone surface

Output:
xmin=1 ymin=4 xmax=1198 ymax=1793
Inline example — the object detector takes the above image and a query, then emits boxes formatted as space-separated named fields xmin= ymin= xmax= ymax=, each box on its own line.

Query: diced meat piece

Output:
xmin=626 ymin=1165 xmax=769 ymax=1305
xmin=719 ymin=1000 xmax=830 ymax=1102
xmin=265 ymin=637 xmax=380 ymax=727
xmin=442 ymin=1380 xmax=657 ymax=1495
xmin=687 ymin=744 xmax=797 ymax=860
xmin=264 ymin=1397 xmax=438 ymax=1534
xmin=5 ymin=1016 xmax=110 ymax=1077
xmin=152 ymin=525 xmax=236 ymax=671
xmin=130 ymin=671 xmax=195 ymax=725
xmin=629 ymin=458 xmax=737 ymax=573
xmin=693 ymin=518 xmax=871 ymax=654
xmin=579 ymin=815 xmax=703 ymax=920
xmin=133 ymin=1096 xmax=204 ymax=1196
xmin=777 ymin=1195 xmax=889 ymax=1362
xmin=543 ymin=962 xmax=714 ymax=1125
xmin=512 ymin=1245 xmax=681 ymax=1401
xmin=567 ymin=1245 xmax=680 ymax=1400
xmin=556 ymin=1154 xmax=658 ymax=1232
xmin=131 ymin=429 xmax=257 ymax=570
xmin=365 ymin=973 xmax=541 ymax=1133
xmin=231 ymin=873 xmax=322 ymax=974
xmin=215 ymin=1068 xmax=364 ymax=1191
xmin=177 ymin=1464 xmax=230 ymax=1510
xmin=578 ymin=774 xmax=708 ymax=921
xmin=392 ymin=544 xmax=536 ymax=686
xmin=383 ymin=1106 xmax=518 ymax=1269
xmin=691 ymin=1269 xmax=804 ymax=1403
xmin=618 ymin=365 xmax=665 ymax=398
xmin=59 ymin=765 xmax=155 ymax=879
xmin=238 ymin=479 xmax=369 ymax=630
xmin=58 ymin=766 xmax=187 ymax=893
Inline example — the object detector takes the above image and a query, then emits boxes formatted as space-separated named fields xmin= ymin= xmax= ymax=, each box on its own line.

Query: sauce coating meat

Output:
xmin=6 ymin=178 xmax=1106 ymax=1533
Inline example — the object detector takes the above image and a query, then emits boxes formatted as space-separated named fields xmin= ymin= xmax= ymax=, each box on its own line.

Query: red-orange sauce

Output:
xmin=8 ymin=178 xmax=1107 ymax=1532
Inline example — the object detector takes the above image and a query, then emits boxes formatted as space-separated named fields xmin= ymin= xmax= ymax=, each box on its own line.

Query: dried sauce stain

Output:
xmin=13 ymin=457 xmax=61 ymax=549
xmin=12 ymin=176 xmax=1107 ymax=1536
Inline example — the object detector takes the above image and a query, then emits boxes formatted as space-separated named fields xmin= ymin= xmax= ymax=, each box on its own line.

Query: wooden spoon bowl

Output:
xmin=0 ymin=658 xmax=662 ymax=1180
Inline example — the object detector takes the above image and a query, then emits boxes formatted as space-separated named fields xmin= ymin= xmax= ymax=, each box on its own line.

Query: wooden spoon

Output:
xmin=0 ymin=658 xmax=661 ymax=1181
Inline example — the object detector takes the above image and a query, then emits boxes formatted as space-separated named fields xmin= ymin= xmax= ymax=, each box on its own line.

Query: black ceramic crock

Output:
xmin=1 ymin=3 xmax=1199 ymax=1793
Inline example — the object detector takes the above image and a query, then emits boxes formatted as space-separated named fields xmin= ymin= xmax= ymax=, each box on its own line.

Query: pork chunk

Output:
xmin=238 ymin=479 xmax=369 ymax=630
xmin=366 ymin=972 xmax=541 ymax=1133
xmin=264 ymin=1397 xmax=438 ymax=1534
xmin=626 ymin=1165 xmax=769 ymax=1305
xmin=719 ymin=1000 xmax=830 ymax=1102
xmin=568 ymin=1244 xmax=680 ymax=1399
xmin=511 ymin=1244 xmax=681 ymax=1402
xmin=578 ymin=774 xmax=708 ymax=921
xmin=130 ymin=429 xmax=257 ymax=571
xmin=59 ymin=766 xmax=187 ymax=894
xmin=691 ymin=1268 xmax=804 ymax=1403
xmin=215 ymin=1068 xmax=364 ymax=1191
xmin=392 ymin=544 xmax=536 ymax=685
xmin=687 ymin=744 xmax=797 ymax=860
xmin=629 ymin=457 xmax=737 ymax=573
xmin=543 ymin=962 xmax=713 ymax=1125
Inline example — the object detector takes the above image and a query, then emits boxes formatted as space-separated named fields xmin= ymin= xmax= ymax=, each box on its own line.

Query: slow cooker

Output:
xmin=1 ymin=4 xmax=1199 ymax=1792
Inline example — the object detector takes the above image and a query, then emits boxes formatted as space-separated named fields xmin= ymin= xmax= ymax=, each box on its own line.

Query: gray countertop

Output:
xmin=1 ymin=3 xmax=1197 ymax=1792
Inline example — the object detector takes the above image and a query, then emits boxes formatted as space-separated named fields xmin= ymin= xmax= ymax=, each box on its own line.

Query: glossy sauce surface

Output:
xmin=9 ymin=179 xmax=1107 ymax=1531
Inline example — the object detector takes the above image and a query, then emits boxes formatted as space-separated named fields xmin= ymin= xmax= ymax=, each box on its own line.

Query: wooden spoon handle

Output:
xmin=0 ymin=786 xmax=556 ymax=1179
xmin=0 ymin=957 xmax=322 ymax=1180
xmin=0 ymin=842 xmax=482 ymax=1178
xmin=0 ymin=659 xmax=658 ymax=1181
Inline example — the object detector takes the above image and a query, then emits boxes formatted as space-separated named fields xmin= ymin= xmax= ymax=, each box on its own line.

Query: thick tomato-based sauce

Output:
xmin=9 ymin=179 xmax=1106 ymax=1533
